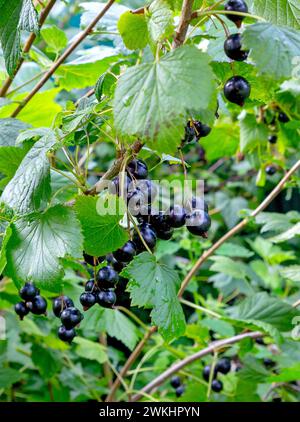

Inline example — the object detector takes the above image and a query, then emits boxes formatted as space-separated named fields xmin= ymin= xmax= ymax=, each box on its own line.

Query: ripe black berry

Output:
xmin=53 ymin=295 xmax=74 ymax=318
xmin=156 ymin=227 xmax=174 ymax=240
xmin=113 ymin=240 xmax=136 ymax=263
xmin=193 ymin=121 xmax=212 ymax=139
xmin=168 ymin=205 xmax=186 ymax=228
xmin=215 ymin=358 xmax=231 ymax=375
xmin=127 ymin=187 xmax=147 ymax=214
xmin=19 ymin=282 xmax=39 ymax=301
xmin=224 ymin=76 xmax=251 ymax=106
xmin=60 ymin=307 xmax=83 ymax=329
xmin=266 ymin=165 xmax=277 ymax=175
xmin=127 ymin=159 xmax=148 ymax=179
xmin=85 ymin=279 xmax=96 ymax=292
xmin=27 ymin=295 xmax=47 ymax=315
xmin=58 ymin=325 xmax=76 ymax=343
xmin=133 ymin=223 xmax=157 ymax=251
xmin=225 ymin=0 xmax=248 ymax=26
xmin=97 ymin=289 xmax=116 ymax=308
xmin=203 ymin=365 xmax=217 ymax=382
xmin=83 ymin=252 xmax=104 ymax=266
xmin=80 ymin=292 xmax=97 ymax=310
xmin=14 ymin=302 xmax=29 ymax=320
xmin=175 ymin=385 xmax=185 ymax=397
xmin=170 ymin=376 xmax=181 ymax=389
xmin=149 ymin=211 xmax=173 ymax=240
xmin=211 ymin=379 xmax=223 ymax=393
xmin=183 ymin=122 xmax=195 ymax=143
xmin=224 ymin=34 xmax=249 ymax=61
xmin=97 ymin=265 xmax=119 ymax=287
xmin=278 ymin=112 xmax=289 ymax=123
xmin=268 ymin=135 xmax=277 ymax=144
xmin=186 ymin=210 xmax=211 ymax=236
xmin=106 ymin=254 xmax=125 ymax=273
xmin=109 ymin=174 xmax=132 ymax=196
xmin=263 ymin=358 xmax=276 ymax=369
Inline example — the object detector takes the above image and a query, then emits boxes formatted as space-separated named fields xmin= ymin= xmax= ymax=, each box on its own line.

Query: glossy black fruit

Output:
xmin=60 ymin=307 xmax=83 ymax=329
xmin=175 ymin=385 xmax=185 ymax=397
xmin=278 ymin=112 xmax=289 ymax=123
xmin=58 ymin=325 xmax=76 ymax=343
xmin=127 ymin=159 xmax=148 ymax=179
xmin=53 ymin=295 xmax=74 ymax=318
xmin=83 ymin=252 xmax=104 ymax=266
xmin=225 ymin=0 xmax=248 ymax=26
xmin=268 ymin=135 xmax=277 ymax=144
xmin=224 ymin=34 xmax=249 ymax=61
xmin=170 ymin=376 xmax=181 ymax=389
xmin=211 ymin=379 xmax=223 ymax=393
xmin=19 ymin=282 xmax=39 ymax=301
xmin=156 ymin=227 xmax=174 ymax=240
xmin=263 ymin=358 xmax=276 ymax=368
xmin=97 ymin=266 xmax=119 ymax=287
xmin=109 ymin=174 xmax=132 ymax=196
xmin=85 ymin=279 xmax=96 ymax=292
xmin=133 ymin=223 xmax=157 ymax=251
xmin=106 ymin=254 xmax=125 ymax=273
xmin=186 ymin=210 xmax=211 ymax=236
xmin=191 ymin=197 xmax=209 ymax=213
xmin=80 ymin=292 xmax=97 ymax=309
xmin=113 ymin=240 xmax=136 ymax=263
xmin=203 ymin=365 xmax=216 ymax=382
xmin=127 ymin=187 xmax=147 ymax=214
xmin=97 ymin=289 xmax=116 ymax=308
xmin=183 ymin=122 xmax=196 ymax=143
xmin=14 ymin=302 xmax=29 ymax=320
xmin=216 ymin=358 xmax=231 ymax=375
xmin=224 ymin=76 xmax=251 ymax=106
xmin=168 ymin=205 xmax=186 ymax=228
xmin=193 ymin=121 xmax=212 ymax=139
xmin=266 ymin=165 xmax=277 ymax=175
xmin=27 ymin=295 xmax=47 ymax=315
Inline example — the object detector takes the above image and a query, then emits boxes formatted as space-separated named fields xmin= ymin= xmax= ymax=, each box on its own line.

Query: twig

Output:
xmin=131 ymin=331 xmax=263 ymax=401
xmin=0 ymin=0 xmax=57 ymax=97
xmin=172 ymin=0 xmax=195 ymax=48
xmin=100 ymin=333 xmax=113 ymax=388
xmin=10 ymin=0 xmax=116 ymax=116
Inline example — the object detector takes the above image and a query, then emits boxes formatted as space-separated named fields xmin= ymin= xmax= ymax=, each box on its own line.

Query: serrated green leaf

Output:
xmin=123 ymin=252 xmax=186 ymax=341
xmin=31 ymin=344 xmax=61 ymax=379
xmin=73 ymin=337 xmax=107 ymax=364
xmin=0 ymin=146 xmax=28 ymax=188
xmin=75 ymin=195 xmax=129 ymax=257
xmin=239 ymin=113 xmax=268 ymax=153
xmin=270 ymin=222 xmax=300 ymax=243
xmin=250 ymin=0 xmax=300 ymax=29
xmin=118 ymin=11 xmax=148 ymax=50
xmin=147 ymin=0 xmax=174 ymax=44
xmin=0 ymin=224 xmax=12 ymax=275
xmin=19 ymin=0 xmax=39 ymax=33
xmin=0 ymin=367 xmax=23 ymax=388
xmin=216 ymin=243 xmax=254 ymax=258
xmin=41 ymin=25 xmax=68 ymax=54
xmin=268 ymin=363 xmax=300 ymax=382
xmin=102 ymin=309 xmax=140 ymax=350
xmin=0 ymin=118 xmax=30 ymax=146
xmin=200 ymin=124 xmax=239 ymax=160
xmin=5 ymin=205 xmax=83 ymax=290
xmin=210 ymin=256 xmax=248 ymax=280
xmin=256 ymin=211 xmax=295 ymax=234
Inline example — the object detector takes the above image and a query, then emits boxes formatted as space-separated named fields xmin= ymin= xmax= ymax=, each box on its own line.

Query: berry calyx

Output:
xmin=19 ymin=282 xmax=39 ymax=301
xmin=80 ymin=292 xmax=97 ymax=310
xmin=58 ymin=325 xmax=76 ymax=343
xmin=186 ymin=210 xmax=211 ymax=236
xmin=97 ymin=289 xmax=116 ymax=308
xmin=133 ymin=223 xmax=157 ymax=252
xmin=60 ymin=307 xmax=83 ymax=329
xmin=83 ymin=252 xmax=104 ymax=266
xmin=268 ymin=135 xmax=277 ymax=144
xmin=175 ymin=385 xmax=185 ymax=397
xmin=225 ymin=0 xmax=248 ymax=27
xmin=168 ymin=205 xmax=186 ymax=228
xmin=96 ymin=265 xmax=119 ymax=287
xmin=215 ymin=358 xmax=231 ymax=374
xmin=266 ymin=165 xmax=277 ymax=175
xmin=170 ymin=376 xmax=181 ymax=389
xmin=53 ymin=295 xmax=74 ymax=318
xmin=14 ymin=302 xmax=29 ymax=320
xmin=211 ymin=379 xmax=223 ymax=393
xmin=278 ymin=112 xmax=289 ymax=123
xmin=127 ymin=159 xmax=148 ymax=179
xmin=224 ymin=76 xmax=251 ymax=106
xmin=224 ymin=34 xmax=249 ymax=61
xmin=27 ymin=295 xmax=47 ymax=315
xmin=113 ymin=240 xmax=136 ymax=263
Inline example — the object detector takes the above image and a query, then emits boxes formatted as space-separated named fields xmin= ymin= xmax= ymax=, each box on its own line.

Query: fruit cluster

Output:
xmin=202 ymin=357 xmax=231 ymax=392
xmin=183 ymin=120 xmax=212 ymax=144
xmin=14 ymin=282 xmax=47 ymax=320
xmin=170 ymin=376 xmax=185 ymax=398
xmin=53 ymin=295 xmax=83 ymax=343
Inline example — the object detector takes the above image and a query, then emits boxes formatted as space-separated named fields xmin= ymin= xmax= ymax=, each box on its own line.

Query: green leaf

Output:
xmin=102 ymin=309 xmax=140 ymax=350
xmin=31 ymin=344 xmax=61 ymax=379
xmin=0 ymin=367 xmax=23 ymax=388
xmin=200 ymin=124 xmax=239 ymax=160
xmin=250 ymin=0 xmax=300 ymax=29
xmin=123 ymin=252 xmax=186 ymax=341
xmin=73 ymin=337 xmax=107 ymax=364
xmin=242 ymin=23 xmax=300 ymax=80
xmin=75 ymin=195 xmax=129 ymax=257
xmin=0 ymin=224 xmax=12 ymax=275
xmin=114 ymin=45 xmax=215 ymax=154
xmin=268 ymin=363 xmax=300 ymax=382
xmin=216 ymin=243 xmax=254 ymax=258
xmin=0 ymin=146 xmax=28 ymax=188
xmin=256 ymin=211 xmax=296 ymax=234
xmin=269 ymin=222 xmax=300 ymax=243
xmin=1 ymin=131 xmax=57 ymax=214
xmin=19 ymin=0 xmax=39 ymax=33
xmin=146 ymin=0 xmax=174 ymax=44
xmin=118 ymin=11 xmax=148 ymax=50
xmin=5 ymin=205 xmax=83 ymax=290
xmin=280 ymin=265 xmax=300 ymax=282
xmin=41 ymin=25 xmax=68 ymax=54
xmin=210 ymin=256 xmax=248 ymax=280
xmin=239 ymin=113 xmax=268 ymax=153
xmin=0 ymin=118 xmax=30 ymax=146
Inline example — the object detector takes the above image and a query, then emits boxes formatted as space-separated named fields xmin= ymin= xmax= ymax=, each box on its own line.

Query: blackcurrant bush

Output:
xmin=113 ymin=240 xmax=136 ymax=263
xmin=80 ymin=292 xmax=97 ymax=310
xmin=97 ymin=265 xmax=119 ymax=287
xmin=83 ymin=252 xmax=104 ymax=266
xmin=53 ymin=295 xmax=74 ymax=318
xmin=58 ymin=325 xmax=76 ymax=343
xmin=268 ymin=135 xmax=277 ymax=144
xmin=224 ymin=34 xmax=249 ymax=61
xmin=85 ymin=279 xmax=96 ymax=292
xmin=97 ymin=289 xmax=116 ymax=308
xmin=133 ymin=223 xmax=157 ymax=251
xmin=278 ymin=112 xmax=289 ymax=123
xmin=224 ymin=76 xmax=251 ymax=106
xmin=170 ymin=376 xmax=181 ymax=389
xmin=106 ymin=254 xmax=125 ymax=273
xmin=215 ymin=358 xmax=231 ymax=375
xmin=193 ymin=121 xmax=212 ymax=139
xmin=168 ymin=205 xmax=186 ymax=228
xmin=211 ymin=379 xmax=223 ymax=393
xmin=127 ymin=159 xmax=148 ymax=179
xmin=202 ymin=365 xmax=216 ymax=382
xmin=225 ymin=0 xmax=248 ymax=26
xmin=19 ymin=282 xmax=39 ymax=301
xmin=27 ymin=295 xmax=47 ymax=315
xmin=265 ymin=165 xmax=277 ymax=175
xmin=186 ymin=210 xmax=211 ymax=236
xmin=60 ymin=307 xmax=83 ymax=329
xmin=14 ymin=302 xmax=29 ymax=320
xmin=175 ymin=385 xmax=185 ymax=397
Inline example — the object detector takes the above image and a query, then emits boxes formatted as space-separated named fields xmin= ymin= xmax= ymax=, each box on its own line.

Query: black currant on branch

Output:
xmin=113 ymin=240 xmax=136 ymax=263
xmin=133 ymin=223 xmax=157 ymax=252
xmin=58 ymin=325 xmax=76 ymax=343
xmin=225 ymin=0 xmax=248 ymax=28
xmin=60 ymin=306 xmax=83 ymax=330
xmin=53 ymin=295 xmax=74 ymax=318
xmin=14 ymin=302 xmax=29 ymax=320
xmin=97 ymin=289 xmax=117 ymax=308
xmin=19 ymin=282 xmax=39 ymax=301
xmin=278 ymin=112 xmax=290 ymax=123
xmin=170 ymin=376 xmax=181 ymax=389
xmin=127 ymin=159 xmax=148 ymax=179
xmin=224 ymin=34 xmax=249 ymax=61
xmin=96 ymin=265 xmax=119 ymax=288
xmin=224 ymin=76 xmax=251 ymax=106
xmin=211 ymin=379 xmax=223 ymax=393
xmin=268 ymin=135 xmax=277 ymax=144
xmin=265 ymin=165 xmax=277 ymax=176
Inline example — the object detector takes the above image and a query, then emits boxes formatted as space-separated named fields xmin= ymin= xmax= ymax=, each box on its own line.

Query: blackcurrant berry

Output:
xmin=211 ymin=379 xmax=223 ymax=393
xmin=97 ymin=265 xmax=119 ymax=287
xmin=186 ymin=210 xmax=211 ymax=236
xmin=193 ymin=121 xmax=212 ymax=139
xmin=127 ymin=187 xmax=147 ymax=214
xmin=265 ymin=165 xmax=276 ymax=175
xmin=136 ymin=179 xmax=157 ymax=204
xmin=113 ymin=240 xmax=136 ymax=263
xmin=224 ymin=34 xmax=249 ymax=61
xmin=80 ymin=292 xmax=97 ymax=310
xmin=263 ymin=358 xmax=275 ymax=369
xmin=202 ymin=365 xmax=216 ymax=382
xmin=278 ymin=112 xmax=289 ymax=123
xmin=183 ymin=122 xmax=196 ymax=143
xmin=85 ymin=279 xmax=96 ymax=292
xmin=215 ymin=358 xmax=231 ymax=375
xmin=255 ymin=337 xmax=265 ymax=345
xmin=97 ymin=289 xmax=116 ymax=308
xmin=53 ymin=295 xmax=74 ymax=318
xmin=170 ymin=376 xmax=181 ymax=389
xmin=58 ymin=325 xmax=76 ymax=343
xmin=14 ymin=302 xmax=29 ymax=320
xmin=19 ymin=282 xmax=39 ymax=301
xmin=27 ymin=295 xmax=47 ymax=315
xmin=109 ymin=174 xmax=132 ymax=196
xmin=83 ymin=252 xmax=104 ymax=266
xmin=156 ymin=227 xmax=174 ymax=240
xmin=175 ymin=385 xmax=185 ymax=397
xmin=127 ymin=159 xmax=148 ymax=179
xmin=225 ymin=0 xmax=248 ymax=26
xmin=268 ymin=135 xmax=277 ymax=144
xmin=224 ymin=76 xmax=251 ymax=106
xmin=133 ymin=223 xmax=157 ymax=251
xmin=168 ymin=205 xmax=186 ymax=228
xmin=60 ymin=307 xmax=83 ymax=329
xmin=106 ymin=254 xmax=125 ymax=273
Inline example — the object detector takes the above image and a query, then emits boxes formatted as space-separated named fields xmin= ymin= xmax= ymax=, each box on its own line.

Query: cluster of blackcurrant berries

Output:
xmin=183 ymin=120 xmax=212 ymax=144
xmin=53 ymin=295 xmax=83 ymax=343
xmin=170 ymin=376 xmax=185 ymax=398
xmin=267 ymin=109 xmax=289 ymax=146
xmin=223 ymin=1 xmax=251 ymax=106
xmin=202 ymin=357 xmax=231 ymax=392
xmin=14 ymin=282 xmax=47 ymax=320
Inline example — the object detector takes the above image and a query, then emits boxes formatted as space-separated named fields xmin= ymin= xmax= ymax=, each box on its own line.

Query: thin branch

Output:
xmin=0 ymin=0 xmax=57 ymax=97
xmin=10 ymin=0 xmax=116 ymax=117
xmin=172 ymin=0 xmax=195 ymax=48
xmin=131 ymin=331 xmax=263 ymax=402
